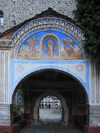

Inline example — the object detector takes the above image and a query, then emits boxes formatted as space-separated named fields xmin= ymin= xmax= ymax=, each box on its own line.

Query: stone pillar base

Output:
xmin=89 ymin=106 xmax=100 ymax=126
xmin=0 ymin=104 xmax=12 ymax=126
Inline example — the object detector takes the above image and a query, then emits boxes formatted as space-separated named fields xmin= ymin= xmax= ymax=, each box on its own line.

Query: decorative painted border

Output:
xmin=11 ymin=60 xmax=89 ymax=98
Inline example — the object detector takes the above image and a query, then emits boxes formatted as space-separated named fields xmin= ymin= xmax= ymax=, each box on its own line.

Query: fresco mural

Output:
xmin=18 ymin=31 xmax=83 ymax=60
xmin=44 ymin=39 xmax=57 ymax=57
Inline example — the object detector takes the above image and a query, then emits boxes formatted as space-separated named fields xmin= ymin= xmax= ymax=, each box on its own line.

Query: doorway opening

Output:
xmin=39 ymin=96 xmax=62 ymax=125
xmin=12 ymin=69 xmax=89 ymax=132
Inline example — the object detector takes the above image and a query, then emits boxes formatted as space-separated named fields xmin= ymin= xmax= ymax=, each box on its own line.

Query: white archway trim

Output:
xmin=34 ymin=91 xmax=68 ymax=125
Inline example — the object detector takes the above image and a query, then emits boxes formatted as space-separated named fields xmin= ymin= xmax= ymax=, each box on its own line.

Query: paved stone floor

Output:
xmin=39 ymin=118 xmax=62 ymax=125
xmin=20 ymin=125 xmax=83 ymax=133
xmin=20 ymin=109 xmax=82 ymax=133
xmin=39 ymin=108 xmax=62 ymax=125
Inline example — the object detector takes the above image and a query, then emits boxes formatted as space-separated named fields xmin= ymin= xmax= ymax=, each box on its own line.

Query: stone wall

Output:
xmin=0 ymin=0 xmax=76 ymax=33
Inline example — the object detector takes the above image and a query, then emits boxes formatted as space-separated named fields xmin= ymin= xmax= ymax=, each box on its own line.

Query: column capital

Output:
xmin=0 ymin=39 xmax=13 ymax=47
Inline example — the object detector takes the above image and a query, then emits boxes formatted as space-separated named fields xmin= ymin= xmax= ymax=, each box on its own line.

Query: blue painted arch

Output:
xmin=11 ymin=63 xmax=89 ymax=103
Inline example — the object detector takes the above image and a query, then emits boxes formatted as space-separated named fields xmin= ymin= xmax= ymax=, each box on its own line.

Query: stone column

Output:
xmin=0 ymin=49 xmax=11 ymax=127
xmin=90 ymin=56 xmax=100 ymax=104
xmin=0 ymin=50 xmax=11 ymax=104
xmin=88 ymin=56 xmax=100 ymax=132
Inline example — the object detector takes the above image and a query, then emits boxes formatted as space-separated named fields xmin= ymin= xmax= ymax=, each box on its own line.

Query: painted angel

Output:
xmin=26 ymin=36 xmax=39 ymax=57
xmin=62 ymin=38 xmax=75 ymax=57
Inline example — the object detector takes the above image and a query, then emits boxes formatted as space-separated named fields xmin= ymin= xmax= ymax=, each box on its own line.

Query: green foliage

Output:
xmin=73 ymin=0 xmax=100 ymax=67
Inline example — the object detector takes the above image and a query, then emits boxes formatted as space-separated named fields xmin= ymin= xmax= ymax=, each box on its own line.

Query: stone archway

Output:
xmin=34 ymin=91 xmax=68 ymax=125
xmin=11 ymin=68 xmax=89 ymax=132
xmin=10 ymin=16 xmax=90 ymax=132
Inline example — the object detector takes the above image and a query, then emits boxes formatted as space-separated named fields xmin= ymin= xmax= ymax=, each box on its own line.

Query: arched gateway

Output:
xmin=0 ymin=15 xmax=100 ymax=133
xmin=34 ymin=91 xmax=68 ymax=125
xmin=10 ymin=17 xmax=89 ymax=131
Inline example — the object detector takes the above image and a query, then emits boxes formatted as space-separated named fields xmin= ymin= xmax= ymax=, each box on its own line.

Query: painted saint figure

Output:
xmin=62 ymin=38 xmax=75 ymax=57
xmin=44 ymin=40 xmax=56 ymax=57
xmin=27 ymin=36 xmax=39 ymax=57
